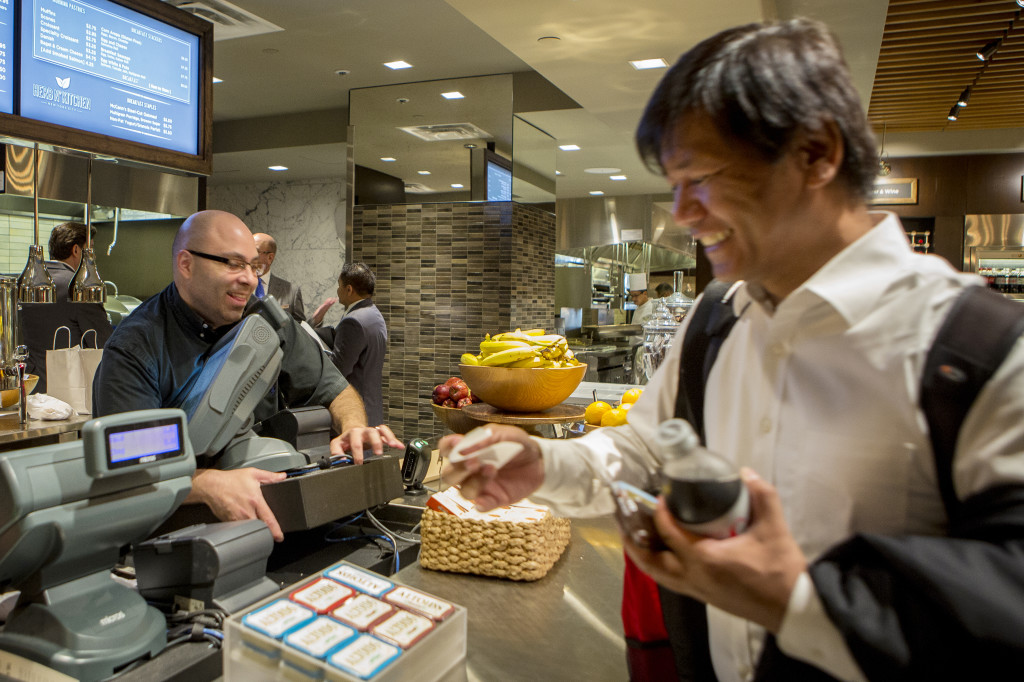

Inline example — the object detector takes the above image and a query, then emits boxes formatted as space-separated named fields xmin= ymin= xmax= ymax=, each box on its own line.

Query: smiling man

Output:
xmin=440 ymin=18 xmax=1024 ymax=682
xmin=93 ymin=210 xmax=401 ymax=541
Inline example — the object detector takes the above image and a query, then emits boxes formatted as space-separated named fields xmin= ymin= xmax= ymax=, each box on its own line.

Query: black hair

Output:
xmin=339 ymin=262 xmax=376 ymax=296
xmin=636 ymin=18 xmax=876 ymax=200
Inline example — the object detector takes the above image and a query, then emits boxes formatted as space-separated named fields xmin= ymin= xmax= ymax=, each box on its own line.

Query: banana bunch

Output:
xmin=460 ymin=328 xmax=583 ymax=368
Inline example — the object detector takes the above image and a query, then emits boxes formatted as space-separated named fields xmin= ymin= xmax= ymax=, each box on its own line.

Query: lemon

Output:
xmin=600 ymin=407 xmax=629 ymax=427
xmin=620 ymin=388 xmax=643 ymax=405
xmin=585 ymin=400 xmax=612 ymax=426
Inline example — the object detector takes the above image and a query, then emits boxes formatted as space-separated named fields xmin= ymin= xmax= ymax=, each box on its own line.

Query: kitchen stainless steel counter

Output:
xmin=393 ymin=516 xmax=628 ymax=682
xmin=0 ymin=410 xmax=88 ymax=451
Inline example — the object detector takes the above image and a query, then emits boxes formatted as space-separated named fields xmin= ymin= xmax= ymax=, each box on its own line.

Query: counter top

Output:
xmin=568 ymin=380 xmax=643 ymax=406
xmin=0 ymin=410 xmax=88 ymax=448
xmin=393 ymin=515 xmax=627 ymax=681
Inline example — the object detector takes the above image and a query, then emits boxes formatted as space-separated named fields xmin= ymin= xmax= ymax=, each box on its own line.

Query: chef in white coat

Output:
xmin=628 ymin=273 xmax=655 ymax=327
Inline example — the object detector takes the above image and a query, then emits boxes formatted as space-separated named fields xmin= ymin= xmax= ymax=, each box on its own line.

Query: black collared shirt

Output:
xmin=92 ymin=282 xmax=347 ymax=422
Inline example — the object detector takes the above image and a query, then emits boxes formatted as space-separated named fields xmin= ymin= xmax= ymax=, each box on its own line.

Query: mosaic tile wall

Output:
xmin=353 ymin=202 xmax=556 ymax=442
xmin=0 ymin=215 xmax=73 ymax=275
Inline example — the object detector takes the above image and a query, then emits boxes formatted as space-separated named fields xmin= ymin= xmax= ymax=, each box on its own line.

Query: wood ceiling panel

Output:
xmin=867 ymin=0 xmax=1024 ymax=132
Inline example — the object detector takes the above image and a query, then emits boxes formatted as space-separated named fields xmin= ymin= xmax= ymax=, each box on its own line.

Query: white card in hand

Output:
xmin=447 ymin=425 xmax=524 ymax=469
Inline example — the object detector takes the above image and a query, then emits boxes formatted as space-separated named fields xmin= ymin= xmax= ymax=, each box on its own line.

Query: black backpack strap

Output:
xmin=674 ymin=279 xmax=743 ymax=439
xmin=921 ymin=285 xmax=1024 ymax=520
xmin=660 ymin=280 xmax=742 ymax=682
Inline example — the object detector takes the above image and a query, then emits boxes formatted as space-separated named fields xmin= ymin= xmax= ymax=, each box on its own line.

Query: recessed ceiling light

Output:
xmin=559 ymin=144 xmax=581 ymax=151
xmin=380 ymin=157 xmax=397 ymax=162
xmin=418 ymin=170 xmax=431 ymax=175
xmin=384 ymin=60 xmax=412 ymax=70
xmin=451 ymin=183 xmax=464 ymax=189
xmin=212 ymin=76 xmax=223 ymax=84
xmin=589 ymin=191 xmax=604 ymax=196
xmin=268 ymin=165 xmax=288 ymax=171
xmin=630 ymin=58 xmax=668 ymax=70
xmin=464 ymin=143 xmax=477 ymax=149
xmin=610 ymin=175 xmax=627 ymax=181
xmin=441 ymin=91 xmax=465 ymax=100
xmin=555 ymin=170 xmax=562 ymax=176
xmin=584 ymin=167 xmax=621 ymax=174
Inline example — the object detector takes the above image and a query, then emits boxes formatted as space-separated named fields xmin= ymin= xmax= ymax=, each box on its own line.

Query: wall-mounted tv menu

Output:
xmin=0 ymin=0 xmax=14 ymax=114
xmin=21 ymin=0 xmax=200 ymax=154
xmin=0 ymin=0 xmax=212 ymax=175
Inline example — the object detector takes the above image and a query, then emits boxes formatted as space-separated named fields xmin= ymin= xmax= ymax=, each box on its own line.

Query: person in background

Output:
xmin=655 ymin=282 xmax=674 ymax=298
xmin=253 ymin=232 xmax=305 ymax=323
xmin=628 ymin=273 xmax=656 ymax=326
xmin=19 ymin=221 xmax=113 ymax=393
xmin=94 ymin=211 xmax=401 ymax=541
xmin=441 ymin=18 xmax=1024 ymax=681
xmin=329 ymin=263 xmax=387 ymax=427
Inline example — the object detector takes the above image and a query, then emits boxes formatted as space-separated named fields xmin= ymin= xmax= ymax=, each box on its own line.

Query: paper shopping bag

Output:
xmin=46 ymin=327 xmax=104 ymax=415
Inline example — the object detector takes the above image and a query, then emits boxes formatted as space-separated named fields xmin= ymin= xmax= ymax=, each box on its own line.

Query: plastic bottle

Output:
xmin=655 ymin=418 xmax=750 ymax=539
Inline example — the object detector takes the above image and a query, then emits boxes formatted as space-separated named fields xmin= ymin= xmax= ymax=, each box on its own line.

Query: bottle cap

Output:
xmin=655 ymin=418 xmax=699 ymax=453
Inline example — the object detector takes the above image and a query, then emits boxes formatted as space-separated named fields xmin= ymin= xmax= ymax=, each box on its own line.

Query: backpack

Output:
xmin=648 ymin=279 xmax=1024 ymax=681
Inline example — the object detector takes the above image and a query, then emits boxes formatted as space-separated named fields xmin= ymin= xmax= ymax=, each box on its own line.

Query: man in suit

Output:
xmin=253 ymin=232 xmax=305 ymax=322
xmin=20 ymin=221 xmax=113 ymax=393
xmin=331 ymin=263 xmax=387 ymax=427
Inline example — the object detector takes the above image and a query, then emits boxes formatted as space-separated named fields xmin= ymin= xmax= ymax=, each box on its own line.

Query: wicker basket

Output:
xmin=418 ymin=508 xmax=571 ymax=581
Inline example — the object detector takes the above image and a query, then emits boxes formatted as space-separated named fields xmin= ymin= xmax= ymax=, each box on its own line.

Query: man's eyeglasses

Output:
xmin=186 ymin=249 xmax=266 ymax=276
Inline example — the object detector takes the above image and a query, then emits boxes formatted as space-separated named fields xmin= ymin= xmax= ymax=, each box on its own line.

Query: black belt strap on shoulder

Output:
xmin=920 ymin=285 xmax=1024 ymax=520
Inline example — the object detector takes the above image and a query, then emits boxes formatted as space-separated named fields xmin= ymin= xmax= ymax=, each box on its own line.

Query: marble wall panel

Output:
xmin=210 ymin=180 xmax=348 ymax=327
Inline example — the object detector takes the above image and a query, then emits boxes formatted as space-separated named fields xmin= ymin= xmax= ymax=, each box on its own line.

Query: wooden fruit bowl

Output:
xmin=459 ymin=364 xmax=587 ymax=413
xmin=431 ymin=402 xmax=486 ymax=434
xmin=1 ymin=374 xmax=39 ymax=408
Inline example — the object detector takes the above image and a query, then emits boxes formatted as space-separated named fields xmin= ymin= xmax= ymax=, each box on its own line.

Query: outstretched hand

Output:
xmin=310 ymin=297 xmax=338 ymax=327
xmin=332 ymin=424 xmax=403 ymax=462
xmin=622 ymin=468 xmax=807 ymax=633
xmin=439 ymin=425 xmax=544 ymax=511
xmin=189 ymin=467 xmax=287 ymax=541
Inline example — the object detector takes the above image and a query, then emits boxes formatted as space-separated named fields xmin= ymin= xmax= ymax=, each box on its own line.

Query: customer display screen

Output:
xmin=105 ymin=418 xmax=185 ymax=470
xmin=20 ymin=0 xmax=201 ymax=154
xmin=0 ymin=0 xmax=14 ymax=114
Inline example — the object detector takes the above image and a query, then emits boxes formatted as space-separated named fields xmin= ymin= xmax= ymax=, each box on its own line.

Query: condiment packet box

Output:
xmin=331 ymin=594 xmax=396 ymax=632
xmin=225 ymin=561 xmax=466 ymax=682
xmin=383 ymin=586 xmax=455 ymax=622
xmin=325 ymin=564 xmax=394 ymax=598
xmin=290 ymin=577 xmax=355 ymax=614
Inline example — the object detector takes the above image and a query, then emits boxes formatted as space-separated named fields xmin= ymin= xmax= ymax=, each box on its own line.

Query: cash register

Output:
xmin=0 ymin=409 xmax=194 ymax=681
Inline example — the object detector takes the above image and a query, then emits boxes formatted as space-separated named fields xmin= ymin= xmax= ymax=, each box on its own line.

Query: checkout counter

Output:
xmin=0 ymin=298 xmax=632 ymax=681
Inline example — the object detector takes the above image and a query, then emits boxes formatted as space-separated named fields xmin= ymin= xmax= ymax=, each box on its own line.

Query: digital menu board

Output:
xmin=20 ymin=0 xmax=201 ymax=155
xmin=0 ymin=0 xmax=14 ymax=114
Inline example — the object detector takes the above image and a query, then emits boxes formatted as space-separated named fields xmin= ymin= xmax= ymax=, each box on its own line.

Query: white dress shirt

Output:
xmin=531 ymin=212 xmax=1024 ymax=681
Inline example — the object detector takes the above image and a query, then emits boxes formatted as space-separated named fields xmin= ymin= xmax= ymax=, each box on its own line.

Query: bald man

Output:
xmin=93 ymin=210 xmax=401 ymax=541
xmin=253 ymin=232 xmax=305 ymax=322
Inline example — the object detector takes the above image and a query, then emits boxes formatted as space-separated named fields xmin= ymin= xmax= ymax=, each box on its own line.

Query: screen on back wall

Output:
xmin=19 ymin=0 xmax=201 ymax=155
xmin=0 ymin=0 xmax=15 ymax=114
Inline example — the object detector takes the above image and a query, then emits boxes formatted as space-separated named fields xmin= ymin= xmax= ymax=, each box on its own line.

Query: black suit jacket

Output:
xmin=266 ymin=273 xmax=305 ymax=322
xmin=19 ymin=261 xmax=113 ymax=393
xmin=332 ymin=298 xmax=387 ymax=426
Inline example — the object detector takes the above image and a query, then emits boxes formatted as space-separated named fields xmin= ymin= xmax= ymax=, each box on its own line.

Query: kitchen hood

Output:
xmin=2 ymin=145 xmax=198 ymax=220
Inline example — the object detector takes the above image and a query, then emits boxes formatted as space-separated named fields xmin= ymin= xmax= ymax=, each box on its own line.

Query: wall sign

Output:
xmin=870 ymin=177 xmax=918 ymax=205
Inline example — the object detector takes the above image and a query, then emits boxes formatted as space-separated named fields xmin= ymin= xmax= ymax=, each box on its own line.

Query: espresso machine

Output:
xmin=0 ymin=276 xmax=30 ymax=424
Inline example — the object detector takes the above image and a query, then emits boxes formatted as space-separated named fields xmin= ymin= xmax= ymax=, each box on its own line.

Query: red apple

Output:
xmin=456 ymin=397 xmax=473 ymax=409
xmin=432 ymin=383 xmax=450 ymax=404
xmin=444 ymin=376 xmax=462 ymax=388
xmin=450 ymin=384 xmax=470 ymax=402
xmin=442 ymin=398 xmax=456 ymax=408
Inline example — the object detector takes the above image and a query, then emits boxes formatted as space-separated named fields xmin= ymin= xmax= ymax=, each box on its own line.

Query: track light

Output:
xmin=947 ymin=105 xmax=960 ymax=122
xmin=957 ymin=86 xmax=972 ymax=107
xmin=976 ymin=39 xmax=1001 ymax=61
